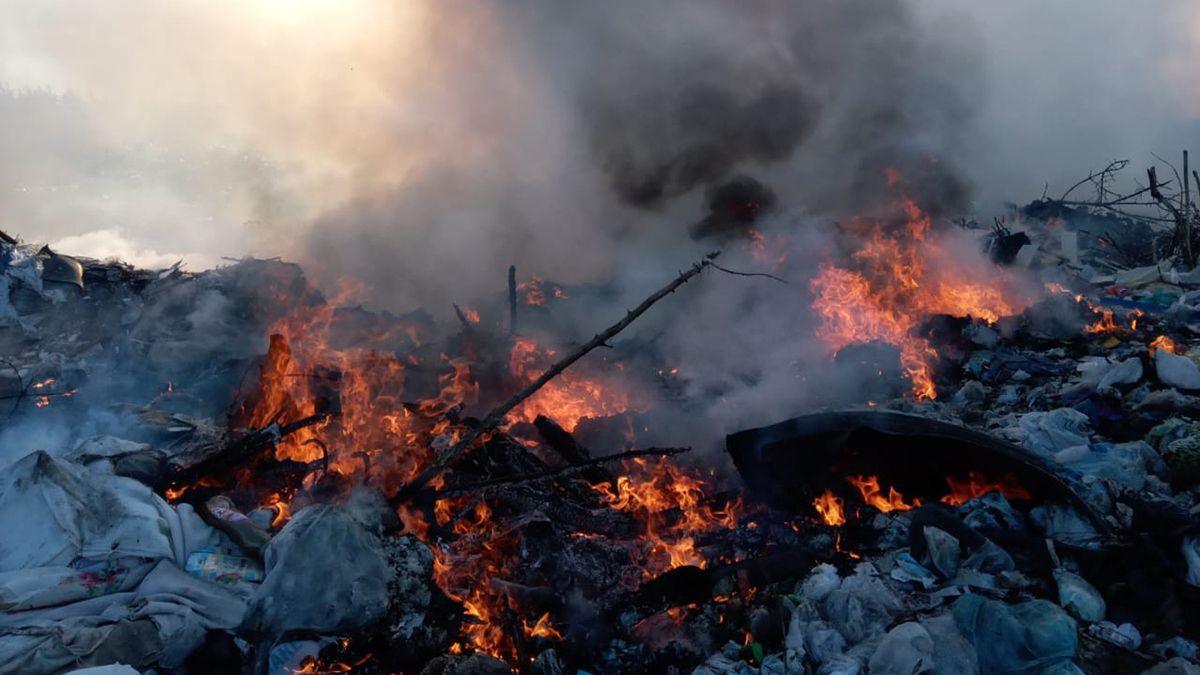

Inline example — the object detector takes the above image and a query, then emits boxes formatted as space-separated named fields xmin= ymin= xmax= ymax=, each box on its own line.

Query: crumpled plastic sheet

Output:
xmin=62 ymin=665 xmax=141 ymax=675
xmin=953 ymin=594 xmax=1077 ymax=675
xmin=0 ymin=450 xmax=249 ymax=674
xmin=1060 ymin=441 xmax=1166 ymax=493
xmin=1031 ymin=503 xmax=1104 ymax=549
xmin=867 ymin=622 xmax=934 ymax=675
xmin=1156 ymin=350 xmax=1200 ymax=391
xmin=1054 ymin=568 xmax=1106 ymax=622
xmin=245 ymin=503 xmax=394 ymax=641
xmin=1016 ymin=409 xmax=1093 ymax=457
xmin=958 ymin=491 xmax=1028 ymax=538
xmin=1183 ymin=536 xmax=1200 ymax=588
xmin=922 ymin=613 xmax=979 ymax=674
xmin=822 ymin=563 xmax=903 ymax=645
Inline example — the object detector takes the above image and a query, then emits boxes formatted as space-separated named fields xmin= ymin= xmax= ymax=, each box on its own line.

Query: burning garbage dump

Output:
xmin=3 ymin=162 xmax=1200 ymax=675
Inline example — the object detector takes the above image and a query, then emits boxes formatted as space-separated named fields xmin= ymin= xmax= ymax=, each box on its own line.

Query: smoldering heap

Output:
xmin=3 ymin=162 xmax=1200 ymax=675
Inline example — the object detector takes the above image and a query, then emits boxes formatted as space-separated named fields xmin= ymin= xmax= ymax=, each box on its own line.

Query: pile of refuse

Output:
xmin=3 ymin=222 xmax=1200 ymax=675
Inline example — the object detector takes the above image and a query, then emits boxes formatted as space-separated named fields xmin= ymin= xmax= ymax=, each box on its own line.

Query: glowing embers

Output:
xmin=810 ymin=180 xmax=1027 ymax=399
xmin=515 ymin=275 xmax=567 ymax=306
xmin=30 ymin=377 xmax=78 ymax=408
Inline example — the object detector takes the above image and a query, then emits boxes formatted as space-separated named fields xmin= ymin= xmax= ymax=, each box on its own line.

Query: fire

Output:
xmin=1045 ymin=282 xmax=1144 ymax=336
xmin=293 ymin=654 xmax=371 ymax=674
xmin=228 ymin=277 xmax=732 ymax=664
xmin=507 ymin=336 xmax=637 ymax=432
xmin=810 ymin=185 xmax=1025 ymax=399
xmin=515 ymin=275 xmax=566 ymax=306
xmin=813 ymin=490 xmax=846 ymax=526
xmin=432 ymin=535 xmax=519 ymax=659
xmin=262 ymin=492 xmax=292 ymax=528
xmin=1084 ymin=308 xmax=1117 ymax=335
xmin=747 ymin=229 xmax=789 ymax=268
xmin=841 ymin=472 xmax=1031 ymax=516
xmin=237 ymin=283 xmax=455 ymax=499
xmin=847 ymin=475 xmax=920 ymax=513
xmin=1044 ymin=282 xmax=1083 ymax=304
xmin=940 ymin=471 xmax=1031 ymax=507
xmin=1149 ymin=335 xmax=1181 ymax=356
xmin=834 ymin=533 xmax=861 ymax=560
xmin=460 ymin=306 xmax=481 ymax=324
xmin=595 ymin=458 xmax=742 ymax=577
xmin=524 ymin=612 xmax=564 ymax=640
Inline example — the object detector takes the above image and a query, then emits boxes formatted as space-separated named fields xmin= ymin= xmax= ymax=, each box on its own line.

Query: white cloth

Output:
xmin=0 ymin=451 xmax=247 ymax=674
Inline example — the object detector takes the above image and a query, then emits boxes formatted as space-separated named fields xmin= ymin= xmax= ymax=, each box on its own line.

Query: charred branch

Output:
xmin=509 ymin=264 xmax=518 ymax=335
xmin=436 ymin=446 xmax=691 ymax=499
xmin=533 ymin=414 xmax=617 ymax=488
xmin=158 ymin=412 xmax=330 ymax=493
xmin=392 ymin=252 xmax=721 ymax=505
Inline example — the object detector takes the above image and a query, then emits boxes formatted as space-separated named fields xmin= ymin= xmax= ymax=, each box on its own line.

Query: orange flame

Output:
xmin=940 ymin=471 xmax=1032 ymax=507
xmin=847 ymin=475 xmax=920 ymax=513
xmin=524 ymin=612 xmax=564 ymax=640
xmin=1084 ymin=308 xmax=1117 ymax=335
xmin=507 ymin=336 xmax=637 ymax=432
xmin=810 ymin=188 xmax=1024 ymax=399
xmin=1150 ymin=335 xmax=1181 ymax=356
xmin=595 ymin=458 xmax=742 ymax=578
xmin=262 ymin=492 xmax=292 ymax=528
xmin=813 ymin=490 xmax=846 ymax=526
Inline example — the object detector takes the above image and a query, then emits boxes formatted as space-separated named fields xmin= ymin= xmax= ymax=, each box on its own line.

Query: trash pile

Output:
xmin=2 ymin=208 xmax=1200 ymax=675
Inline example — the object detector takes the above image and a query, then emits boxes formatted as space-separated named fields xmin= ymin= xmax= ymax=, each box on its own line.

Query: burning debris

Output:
xmin=3 ymin=153 xmax=1200 ymax=675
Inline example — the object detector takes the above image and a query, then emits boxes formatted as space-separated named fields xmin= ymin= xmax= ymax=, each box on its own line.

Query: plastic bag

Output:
xmin=246 ymin=504 xmax=393 ymax=640
xmin=952 ymin=594 xmax=1077 ymax=675
xmin=1054 ymin=569 xmax=1105 ymax=622
xmin=867 ymin=622 xmax=934 ymax=675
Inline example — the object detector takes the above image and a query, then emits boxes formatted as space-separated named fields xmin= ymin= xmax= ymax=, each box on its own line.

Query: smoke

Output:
xmin=0 ymin=0 xmax=1197 ymax=450
xmin=1 ymin=0 xmax=1193 ymax=299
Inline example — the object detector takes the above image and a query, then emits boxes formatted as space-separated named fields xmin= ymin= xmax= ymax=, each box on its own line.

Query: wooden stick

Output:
xmin=1185 ymin=150 xmax=1192 ymax=266
xmin=1149 ymin=166 xmax=1193 ymax=266
xmin=433 ymin=446 xmax=691 ymax=498
xmin=452 ymin=303 xmax=475 ymax=333
xmin=508 ymin=265 xmax=518 ymax=335
xmin=391 ymin=251 xmax=720 ymax=505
